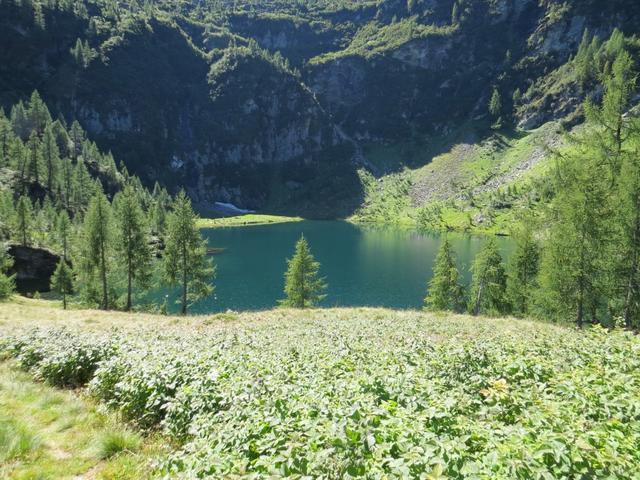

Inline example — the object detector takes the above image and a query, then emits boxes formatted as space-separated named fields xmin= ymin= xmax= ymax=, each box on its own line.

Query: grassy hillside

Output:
xmin=1 ymin=299 xmax=639 ymax=478
xmin=350 ymin=121 xmax=562 ymax=233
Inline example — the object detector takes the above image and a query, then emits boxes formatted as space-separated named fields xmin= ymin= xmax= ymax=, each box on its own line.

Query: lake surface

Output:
xmin=162 ymin=221 xmax=512 ymax=314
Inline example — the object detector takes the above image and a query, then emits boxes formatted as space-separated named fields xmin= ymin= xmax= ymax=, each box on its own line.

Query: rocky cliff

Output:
xmin=1 ymin=0 xmax=638 ymax=216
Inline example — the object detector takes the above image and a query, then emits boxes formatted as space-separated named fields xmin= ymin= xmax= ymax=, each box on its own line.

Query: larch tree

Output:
xmin=0 ymin=243 xmax=15 ymax=300
xmin=51 ymin=259 xmax=74 ymax=309
xmin=26 ymin=131 xmax=40 ymax=185
xmin=489 ymin=87 xmax=502 ymax=119
xmin=506 ymin=219 xmax=540 ymax=317
xmin=113 ymin=185 xmax=152 ymax=311
xmin=536 ymin=142 xmax=611 ymax=326
xmin=424 ymin=237 xmax=465 ymax=312
xmin=280 ymin=234 xmax=327 ymax=309
xmin=14 ymin=195 xmax=34 ymax=246
xmin=80 ymin=192 xmax=113 ymax=310
xmin=163 ymin=191 xmax=215 ymax=315
xmin=42 ymin=123 xmax=60 ymax=192
xmin=468 ymin=239 xmax=507 ymax=316
xmin=537 ymin=51 xmax=633 ymax=327
xmin=618 ymin=130 xmax=640 ymax=328
xmin=56 ymin=210 xmax=72 ymax=260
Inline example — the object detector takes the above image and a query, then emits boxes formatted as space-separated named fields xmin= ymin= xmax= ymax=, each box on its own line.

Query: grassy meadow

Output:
xmin=196 ymin=214 xmax=304 ymax=229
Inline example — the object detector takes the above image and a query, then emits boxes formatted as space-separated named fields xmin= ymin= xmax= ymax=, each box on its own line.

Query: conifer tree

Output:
xmin=0 ymin=243 xmax=15 ymax=300
xmin=506 ymin=220 xmax=539 ymax=316
xmin=10 ymin=101 xmax=30 ymax=140
xmin=280 ymin=234 xmax=327 ymax=309
xmin=69 ymin=121 xmax=84 ymax=160
xmin=163 ymin=191 xmax=214 ymax=315
xmin=113 ymin=185 xmax=152 ymax=311
xmin=424 ymin=237 xmax=464 ymax=312
xmin=51 ymin=259 xmax=74 ymax=309
xmin=489 ymin=87 xmax=502 ymax=119
xmin=56 ymin=210 xmax=72 ymax=260
xmin=468 ymin=239 xmax=507 ymax=316
xmin=618 ymin=133 xmax=640 ymax=329
xmin=537 ymin=51 xmax=633 ymax=326
xmin=27 ymin=131 xmax=40 ymax=184
xmin=80 ymin=192 xmax=113 ymax=309
xmin=28 ymin=91 xmax=51 ymax=135
xmin=14 ymin=195 xmax=34 ymax=246
xmin=42 ymin=123 xmax=59 ymax=192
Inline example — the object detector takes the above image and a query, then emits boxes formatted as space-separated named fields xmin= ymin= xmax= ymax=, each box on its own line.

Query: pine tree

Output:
xmin=56 ymin=210 xmax=72 ymax=260
xmin=618 ymin=132 xmax=640 ymax=329
xmin=536 ymin=140 xmax=612 ymax=326
xmin=42 ymin=123 xmax=60 ymax=192
xmin=28 ymin=91 xmax=51 ymax=135
xmin=506 ymin=220 xmax=539 ymax=316
xmin=113 ymin=185 xmax=152 ymax=311
xmin=537 ymin=51 xmax=633 ymax=327
xmin=51 ymin=259 xmax=73 ymax=309
xmin=424 ymin=237 xmax=464 ymax=312
xmin=280 ymin=234 xmax=327 ymax=309
xmin=468 ymin=239 xmax=507 ymax=316
xmin=489 ymin=87 xmax=502 ymax=119
xmin=27 ymin=131 xmax=41 ymax=185
xmin=10 ymin=101 xmax=30 ymax=140
xmin=14 ymin=195 xmax=34 ymax=246
xmin=0 ymin=243 xmax=15 ymax=300
xmin=81 ymin=192 xmax=113 ymax=309
xmin=69 ymin=121 xmax=84 ymax=161
xmin=163 ymin=191 xmax=214 ymax=315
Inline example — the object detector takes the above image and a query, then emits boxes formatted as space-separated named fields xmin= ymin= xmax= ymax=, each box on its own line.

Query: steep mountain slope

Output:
xmin=1 ymin=0 xmax=639 ymax=218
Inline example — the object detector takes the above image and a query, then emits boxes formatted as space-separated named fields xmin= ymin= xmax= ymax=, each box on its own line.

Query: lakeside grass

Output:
xmin=196 ymin=214 xmax=303 ymax=229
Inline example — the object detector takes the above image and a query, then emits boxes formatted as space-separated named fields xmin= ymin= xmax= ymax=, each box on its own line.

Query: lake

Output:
xmin=159 ymin=221 xmax=512 ymax=314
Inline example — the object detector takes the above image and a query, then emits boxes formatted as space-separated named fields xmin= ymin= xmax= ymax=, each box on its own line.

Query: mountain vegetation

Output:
xmin=2 ymin=302 xmax=640 ymax=478
xmin=0 ymin=92 xmax=215 ymax=312
xmin=2 ymin=0 xmax=639 ymax=217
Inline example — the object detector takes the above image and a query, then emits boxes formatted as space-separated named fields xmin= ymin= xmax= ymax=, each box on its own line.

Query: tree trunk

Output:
xmin=126 ymin=256 xmax=132 ymax=311
xmin=623 ymin=206 xmax=640 ymax=329
xmin=577 ymin=277 xmax=584 ymax=328
xmin=62 ymin=291 xmax=67 ymax=310
xmin=100 ymin=225 xmax=108 ymax=310
xmin=181 ymin=242 xmax=187 ymax=315
xmin=474 ymin=280 xmax=484 ymax=316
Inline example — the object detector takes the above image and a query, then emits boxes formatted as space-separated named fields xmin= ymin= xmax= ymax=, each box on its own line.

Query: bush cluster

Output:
xmin=2 ymin=316 xmax=640 ymax=478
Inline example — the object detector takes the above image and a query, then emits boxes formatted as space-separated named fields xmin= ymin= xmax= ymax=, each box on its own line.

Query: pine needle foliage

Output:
xmin=280 ymin=235 xmax=327 ymax=308
xmin=424 ymin=237 xmax=465 ymax=312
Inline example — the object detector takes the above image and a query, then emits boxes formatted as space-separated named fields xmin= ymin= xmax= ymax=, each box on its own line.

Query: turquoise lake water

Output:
xmin=158 ymin=221 xmax=512 ymax=314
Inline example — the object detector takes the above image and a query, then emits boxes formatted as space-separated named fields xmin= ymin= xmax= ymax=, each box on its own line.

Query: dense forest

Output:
xmin=0 ymin=92 xmax=216 ymax=313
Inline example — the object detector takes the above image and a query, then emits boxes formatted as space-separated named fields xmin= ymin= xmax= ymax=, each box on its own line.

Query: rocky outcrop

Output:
xmin=8 ymin=245 xmax=61 ymax=293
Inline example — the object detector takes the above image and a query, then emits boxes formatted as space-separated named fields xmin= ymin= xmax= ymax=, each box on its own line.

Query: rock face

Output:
xmin=8 ymin=245 xmax=61 ymax=294
xmin=1 ymin=0 xmax=639 ymax=215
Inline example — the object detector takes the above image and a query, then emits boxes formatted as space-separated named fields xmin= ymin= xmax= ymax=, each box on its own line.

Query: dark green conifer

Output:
xmin=280 ymin=235 xmax=327 ymax=309
xmin=424 ymin=238 xmax=464 ymax=312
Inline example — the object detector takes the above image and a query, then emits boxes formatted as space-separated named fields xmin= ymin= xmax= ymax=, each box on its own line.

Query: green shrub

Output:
xmin=3 ymin=318 xmax=640 ymax=478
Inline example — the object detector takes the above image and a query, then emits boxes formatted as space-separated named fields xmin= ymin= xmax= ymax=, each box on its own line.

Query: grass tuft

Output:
xmin=0 ymin=418 xmax=41 ymax=463
xmin=95 ymin=430 xmax=142 ymax=460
